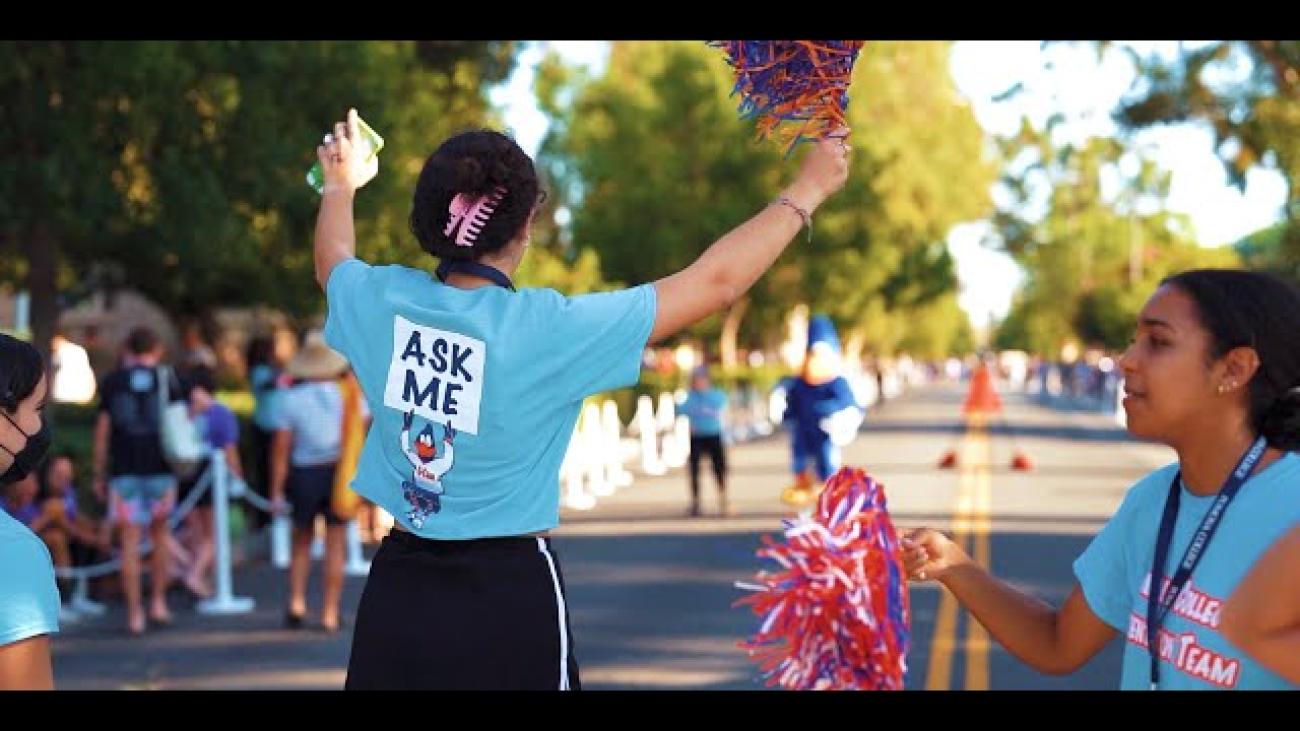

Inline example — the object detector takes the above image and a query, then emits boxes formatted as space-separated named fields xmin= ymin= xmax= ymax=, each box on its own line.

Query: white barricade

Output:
xmin=195 ymin=450 xmax=255 ymax=615
xmin=561 ymin=424 xmax=596 ymax=510
xmin=634 ymin=394 xmax=666 ymax=476
xmin=602 ymin=400 xmax=634 ymax=489
xmin=581 ymin=402 xmax=613 ymax=497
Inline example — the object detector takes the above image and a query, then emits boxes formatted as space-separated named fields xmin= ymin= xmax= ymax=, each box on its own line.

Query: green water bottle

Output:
xmin=306 ymin=114 xmax=385 ymax=195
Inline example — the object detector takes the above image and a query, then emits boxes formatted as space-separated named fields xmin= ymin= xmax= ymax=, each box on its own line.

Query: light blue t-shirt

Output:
xmin=249 ymin=364 xmax=285 ymax=431
xmin=1074 ymin=452 xmax=1300 ymax=690
xmin=272 ymin=381 xmax=368 ymax=467
xmin=0 ymin=507 xmax=60 ymax=647
xmin=679 ymin=388 xmax=728 ymax=437
xmin=323 ymin=258 xmax=656 ymax=539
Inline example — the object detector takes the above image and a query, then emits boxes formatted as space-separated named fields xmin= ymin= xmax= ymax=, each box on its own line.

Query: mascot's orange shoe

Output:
xmin=780 ymin=472 xmax=822 ymax=507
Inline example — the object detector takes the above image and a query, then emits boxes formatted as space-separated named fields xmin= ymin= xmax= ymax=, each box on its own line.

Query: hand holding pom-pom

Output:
xmin=901 ymin=528 xmax=970 ymax=583
xmin=711 ymin=41 xmax=865 ymax=156
xmin=736 ymin=467 xmax=910 ymax=690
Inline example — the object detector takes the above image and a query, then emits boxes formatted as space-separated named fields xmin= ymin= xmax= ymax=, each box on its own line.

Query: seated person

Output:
xmin=1 ymin=474 xmax=42 ymax=531
xmin=37 ymin=455 xmax=111 ymax=600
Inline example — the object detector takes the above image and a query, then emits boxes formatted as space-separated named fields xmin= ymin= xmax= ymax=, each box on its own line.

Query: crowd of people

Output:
xmin=0 ymin=319 xmax=381 ymax=648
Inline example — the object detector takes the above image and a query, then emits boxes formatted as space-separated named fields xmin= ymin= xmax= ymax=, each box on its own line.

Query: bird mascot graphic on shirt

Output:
xmin=778 ymin=315 xmax=865 ymax=507
xmin=400 ymin=410 xmax=456 ymax=528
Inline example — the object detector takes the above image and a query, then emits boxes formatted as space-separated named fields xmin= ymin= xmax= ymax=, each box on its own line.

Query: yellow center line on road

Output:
xmin=924 ymin=415 xmax=974 ymax=689
xmin=965 ymin=421 xmax=993 ymax=690
xmin=924 ymin=412 xmax=994 ymax=690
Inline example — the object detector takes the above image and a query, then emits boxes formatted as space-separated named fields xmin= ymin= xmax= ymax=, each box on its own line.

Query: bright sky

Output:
xmin=491 ymin=41 xmax=1290 ymax=329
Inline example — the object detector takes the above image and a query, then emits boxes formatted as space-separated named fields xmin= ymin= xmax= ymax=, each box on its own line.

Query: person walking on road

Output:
xmin=678 ymin=366 xmax=731 ymax=517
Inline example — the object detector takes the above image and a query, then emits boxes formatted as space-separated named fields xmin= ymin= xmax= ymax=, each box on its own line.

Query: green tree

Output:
xmin=992 ymin=119 xmax=1240 ymax=355
xmin=515 ymin=246 xmax=614 ymax=294
xmin=897 ymin=290 xmax=974 ymax=359
xmin=539 ymin=41 xmax=995 ymax=363
xmin=0 ymin=41 xmax=517 ymax=363
xmin=794 ymin=41 xmax=996 ymax=359
xmin=1110 ymin=41 xmax=1300 ymax=278
xmin=1234 ymin=220 xmax=1289 ymax=270
xmin=536 ymin=41 xmax=786 ymax=365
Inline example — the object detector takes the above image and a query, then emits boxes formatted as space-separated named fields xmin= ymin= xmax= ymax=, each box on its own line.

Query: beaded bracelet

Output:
xmin=774 ymin=195 xmax=812 ymax=243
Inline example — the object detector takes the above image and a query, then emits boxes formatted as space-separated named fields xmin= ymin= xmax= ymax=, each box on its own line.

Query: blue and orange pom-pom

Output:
xmin=735 ymin=466 xmax=909 ymax=690
xmin=711 ymin=41 xmax=865 ymax=156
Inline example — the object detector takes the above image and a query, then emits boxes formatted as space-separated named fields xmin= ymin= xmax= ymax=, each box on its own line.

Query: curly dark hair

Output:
xmin=409 ymin=129 xmax=540 ymax=261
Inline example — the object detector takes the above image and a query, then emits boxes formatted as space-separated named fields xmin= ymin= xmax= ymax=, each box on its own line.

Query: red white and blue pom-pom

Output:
xmin=735 ymin=466 xmax=909 ymax=690
xmin=710 ymin=41 xmax=865 ymax=156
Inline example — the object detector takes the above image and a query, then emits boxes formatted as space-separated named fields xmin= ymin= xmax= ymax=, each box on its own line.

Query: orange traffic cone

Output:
xmin=963 ymin=363 xmax=1003 ymax=415
xmin=936 ymin=363 xmax=997 ymax=468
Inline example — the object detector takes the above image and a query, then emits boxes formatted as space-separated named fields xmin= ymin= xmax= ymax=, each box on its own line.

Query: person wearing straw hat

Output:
xmin=311 ymin=109 xmax=848 ymax=689
xmin=269 ymin=330 xmax=366 ymax=633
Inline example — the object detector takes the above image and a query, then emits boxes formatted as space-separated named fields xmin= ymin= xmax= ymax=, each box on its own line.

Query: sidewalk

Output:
xmin=51 ymin=541 xmax=370 ymax=690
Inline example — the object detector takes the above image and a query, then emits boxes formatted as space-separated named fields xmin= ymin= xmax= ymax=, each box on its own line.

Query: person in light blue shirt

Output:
xmin=678 ymin=366 xmax=730 ymax=517
xmin=311 ymin=110 xmax=849 ymax=689
xmin=0 ymin=333 xmax=59 ymax=690
xmin=902 ymin=269 xmax=1300 ymax=690
xmin=245 ymin=335 xmax=287 ymax=533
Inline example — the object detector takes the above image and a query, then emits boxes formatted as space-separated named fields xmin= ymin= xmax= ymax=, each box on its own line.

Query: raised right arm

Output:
xmin=649 ymin=134 xmax=849 ymax=345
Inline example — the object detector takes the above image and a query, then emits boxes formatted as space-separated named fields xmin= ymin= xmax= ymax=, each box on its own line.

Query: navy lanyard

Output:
xmin=1146 ymin=435 xmax=1268 ymax=690
xmin=435 ymin=259 xmax=515 ymax=292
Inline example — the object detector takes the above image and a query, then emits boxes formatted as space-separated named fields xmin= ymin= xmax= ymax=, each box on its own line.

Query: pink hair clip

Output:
xmin=444 ymin=186 xmax=507 ymax=247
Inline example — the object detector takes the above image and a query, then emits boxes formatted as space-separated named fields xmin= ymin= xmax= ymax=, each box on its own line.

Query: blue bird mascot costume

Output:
xmin=777 ymin=315 xmax=865 ymax=507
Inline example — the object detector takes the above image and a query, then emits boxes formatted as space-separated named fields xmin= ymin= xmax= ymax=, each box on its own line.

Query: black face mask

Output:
xmin=0 ymin=410 xmax=52 ymax=485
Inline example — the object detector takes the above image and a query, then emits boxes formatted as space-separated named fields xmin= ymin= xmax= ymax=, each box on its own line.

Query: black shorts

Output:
xmin=287 ymin=463 xmax=346 ymax=530
xmin=345 ymin=530 xmax=581 ymax=690
xmin=689 ymin=434 xmax=727 ymax=479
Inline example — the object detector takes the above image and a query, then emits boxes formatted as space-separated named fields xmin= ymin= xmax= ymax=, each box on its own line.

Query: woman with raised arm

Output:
xmin=311 ymin=109 xmax=848 ymax=690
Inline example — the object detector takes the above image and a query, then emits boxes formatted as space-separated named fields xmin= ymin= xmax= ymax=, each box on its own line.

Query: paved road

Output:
xmin=50 ymin=381 xmax=1175 ymax=690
